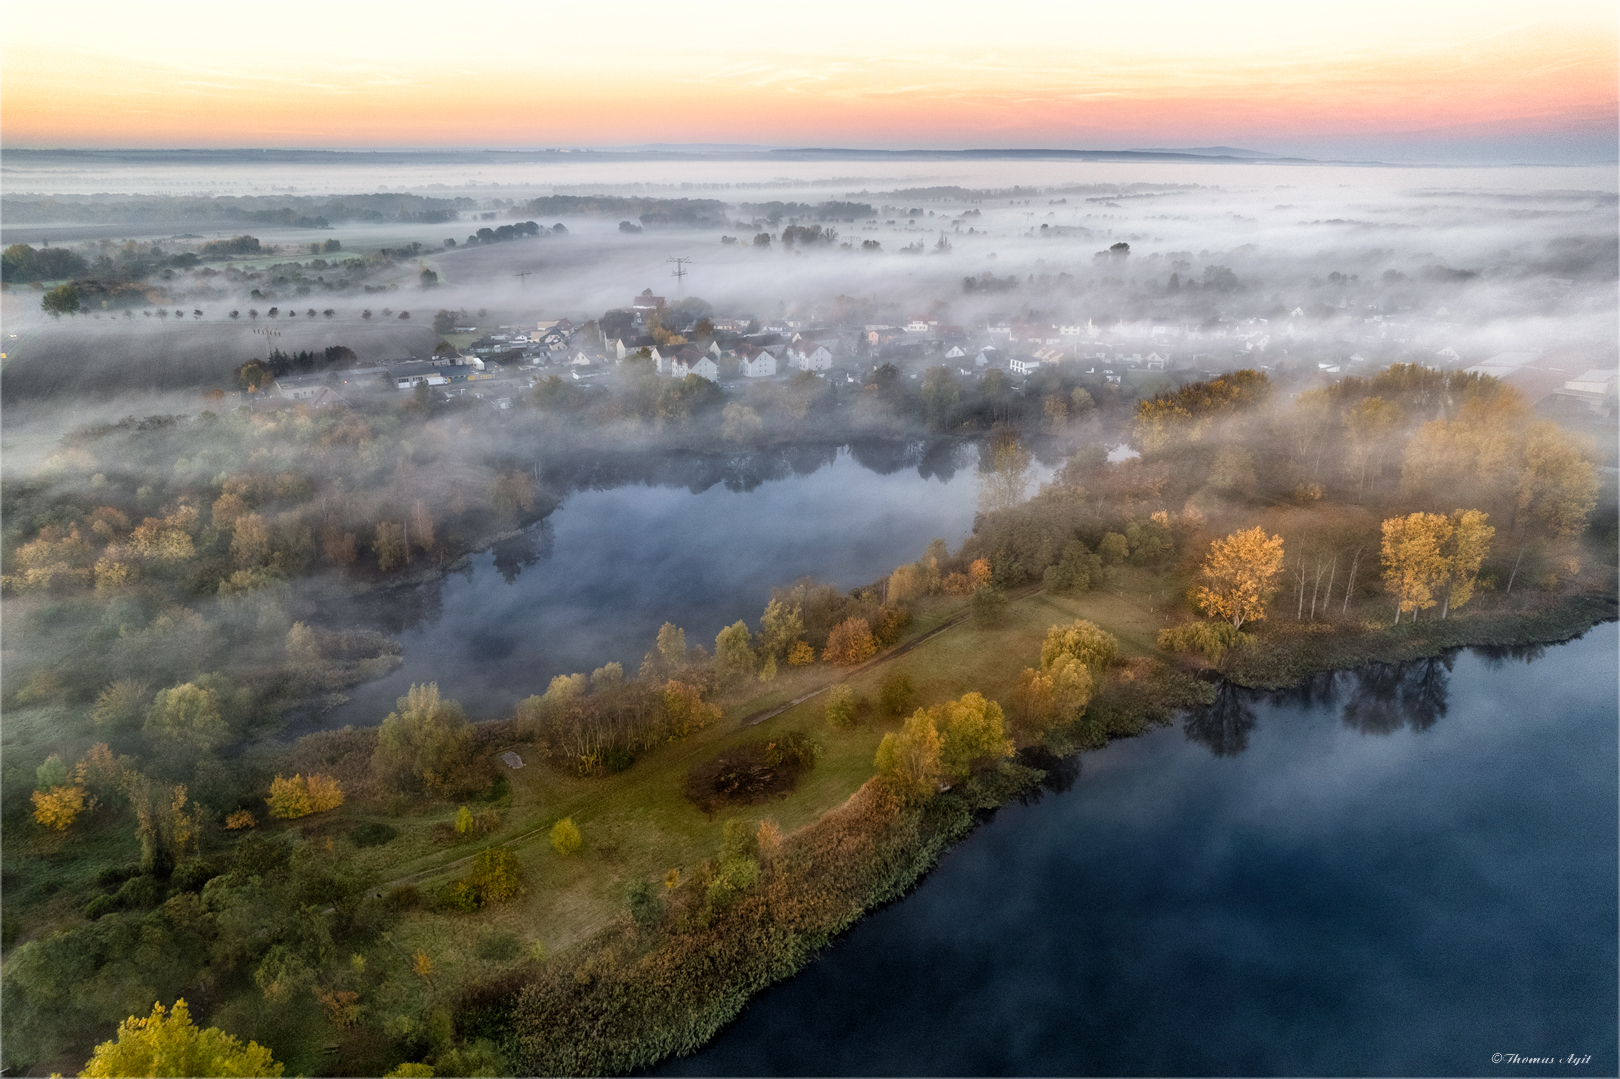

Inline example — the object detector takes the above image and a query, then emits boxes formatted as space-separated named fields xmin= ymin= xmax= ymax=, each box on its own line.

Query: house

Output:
xmin=1008 ymin=356 xmax=1042 ymax=376
xmin=273 ymin=372 xmax=333 ymax=402
xmin=1436 ymin=345 xmax=1461 ymax=362
xmin=631 ymin=292 xmax=665 ymax=312
xmin=975 ymin=347 xmax=1000 ymax=368
xmin=1145 ymin=352 xmax=1168 ymax=371
xmin=789 ymin=344 xmax=833 ymax=373
xmin=569 ymin=349 xmax=600 ymax=367
xmin=668 ymin=346 xmax=720 ymax=381
xmin=388 ymin=361 xmax=450 ymax=390
xmin=736 ymin=344 xmax=777 ymax=377
xmin=787 ymin=343 xmax=834 ymax=371
xmin=1033 ymin=347 xmax=1067 ymax=364
xmin=944 ymin=345 xmax=967 ymax=359
xmin=905 ymin=316 xmax=933 ymax=334
xmin=1555 ymin=369 xmax=1618 ymax=414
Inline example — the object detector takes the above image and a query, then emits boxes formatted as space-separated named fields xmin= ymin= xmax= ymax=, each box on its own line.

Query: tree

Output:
xmin=1440 ymin=509 xmax=1494 ymax=618
xmin=1040 ymin=619 xmax=1118 ymax=675
xmin=1515 ymin=422 xmax=1599 ymax=540
xmin=456 ymin=805 xmax=474 ymax=835
xmin=551 ymin=817 xmax=582 ymax=855
xmin=823 ymin=616 xmax=877 ymax=665
xmin=1380 ymin=512 xmax=1453 ymax=623
xmin=874 ymin=710 xmax=944 ymax=800
xmin=1192 ymin=527 xmax=1286 ymax=629
xmin=714 ymin=621 xmax=756 ymax=679
xmin=933 ymin=692 xmax=1013 ymax=781
xmin=787 ymin=641 xmax=816 ymax=667
xmin=1043 ymin=539 xmax=1100 ymax=593
xmin=42 ymin=283 xmax=80 ymax=317
xmin=371 ymin=683 xmax=474 ymax=794
xmin=720 ymin=402 xmax=764 ymax=442
xmin=80 ymin=999 xmax=283 ymax=1078
xmin=758 ymin=599 xmax=805 ymax=659
xmin=656 ymin=622 xmax=688 ymax=670
xmin=229 ymin=513 xmax=270 ymax=568
xmin=145 ymin=683 xmax=227 ymax=747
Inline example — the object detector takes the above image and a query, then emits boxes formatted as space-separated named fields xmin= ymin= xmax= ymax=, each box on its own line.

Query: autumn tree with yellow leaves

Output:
xmin=80 ymin=999 xmax=283 ymax=1078
xmin=1192 ymin=527 xmax=1286 ymax=630
xmin=1380 ymin=512 xmax=1452 ymax=623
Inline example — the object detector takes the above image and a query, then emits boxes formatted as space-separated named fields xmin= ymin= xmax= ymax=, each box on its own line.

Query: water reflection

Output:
xmin=1342 ymin=655 xmax=1451 ymax=735
xmin=490 ymin=521 xmax=551 ymax=584
xmin=1183 ymin=681 xmax=1258 ymax=757
xmin=322 ymin=442 xmax=1023 ymax=725
xmin=545 ymin=440 xmax=966 ymax=498
xmin=1184 ymin=652 xmax=1458 ymax=756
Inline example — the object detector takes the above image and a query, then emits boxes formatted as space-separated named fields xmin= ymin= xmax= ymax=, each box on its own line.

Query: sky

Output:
xmin=2 ymin=0 xmax=1616 ymax=164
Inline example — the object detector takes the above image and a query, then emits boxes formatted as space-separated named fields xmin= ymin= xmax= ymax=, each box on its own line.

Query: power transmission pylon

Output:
xmin=515 ymin=271 xmax=532 ymax=290
xmin=667 ymin=256 xmax=692 ymax=292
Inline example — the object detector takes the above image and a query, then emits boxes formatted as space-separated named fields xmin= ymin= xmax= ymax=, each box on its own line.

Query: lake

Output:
xmin=324 ymin=440 xmax=1051 ymax=725
xmin=658 ymin=622 xmax=1619 ymax=1076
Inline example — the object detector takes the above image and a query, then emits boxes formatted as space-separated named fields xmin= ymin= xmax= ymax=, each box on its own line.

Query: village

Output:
xmin=262 ymin=285 xmax=1619 ymax=420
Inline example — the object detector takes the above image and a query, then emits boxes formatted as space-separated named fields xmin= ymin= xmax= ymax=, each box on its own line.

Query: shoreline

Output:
xmin=479 ymin=589 xmax=1616 ymax=1076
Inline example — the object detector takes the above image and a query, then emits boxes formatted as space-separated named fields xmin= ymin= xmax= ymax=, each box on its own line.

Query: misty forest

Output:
xmin=1 ymin=151 xmax=1615 ymax=1077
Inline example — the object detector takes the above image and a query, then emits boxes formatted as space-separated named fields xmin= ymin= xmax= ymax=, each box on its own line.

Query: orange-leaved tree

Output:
xmin=1192 ymin=527 xmax=1285 ymax=630
xmin=822 ymin=616 xmax=876 ymax=666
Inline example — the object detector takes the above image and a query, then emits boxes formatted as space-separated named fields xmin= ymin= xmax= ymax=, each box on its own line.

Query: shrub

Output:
xmin=1041 ymin=620 xmax=1118 ymax=674
xmin=353 ymin=822 xmax=398 ymax=848
xmin=686 ymin=734 xmax=818 ymax=814
xmin=878 ymin=671 xmax=916 ymax=716
xmin=942 ymin=571 xmax=974 ymax=595
xmin=627 ymin=880 xmax=664 ymax=925
xmin=171 ymin=859 xmax=217 ymax=892
xmin=970 ymin=584 xmax=1008 ymax=626
xmin=1043 ymin=539 xmax=1101 ymax=592
xmin=787 ymin=641 xmax=816 ymax=666
xmin=477 ymin=931 xmax=522 ymax=962
xmin=1157 ymin=621 xmax=1253 ymax=665
xmin=444 ymin=848 xmax=524 ymax=910
xmin=551 ymin=817 xmax=582 ymax=855
xmin=823 ymin=616 xmax=876 ymax=665
xmin=266 ymin=773 xmax=343 ymax=819
xmin=224 ymin=809 xmax=256 ymax=830
xmin=1097 ymin=532 xmax=1130 ymax=565
xmin=824 ymin=684 xmax=857 ymax=728
xmin=31 ymin=785 xmax=87 ymax=830
xmin=870 ymin=605 xmax=911 ymax=646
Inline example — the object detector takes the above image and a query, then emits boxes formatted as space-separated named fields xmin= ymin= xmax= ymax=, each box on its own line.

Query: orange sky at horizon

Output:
xmin=2 ymin=2 xmax=1614 ymax=159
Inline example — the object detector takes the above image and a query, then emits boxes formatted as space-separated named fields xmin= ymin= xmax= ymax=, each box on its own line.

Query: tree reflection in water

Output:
xmin=1341 ymin=654 xmax=1452 ymax=735
xmin=1183 ymin=651 xmax=1458 ymax=756
xmin=491 ymin=519 xmax=553 ymax=584
xmin=1183 ymin=681 xmax=1259 ymax=757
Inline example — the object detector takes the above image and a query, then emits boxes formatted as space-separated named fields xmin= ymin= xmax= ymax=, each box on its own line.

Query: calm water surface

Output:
xmin=659 ymin=623 xmax=1619 ymax=1077
xmin=327 ymin=443 xmax=1031 ymax=724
